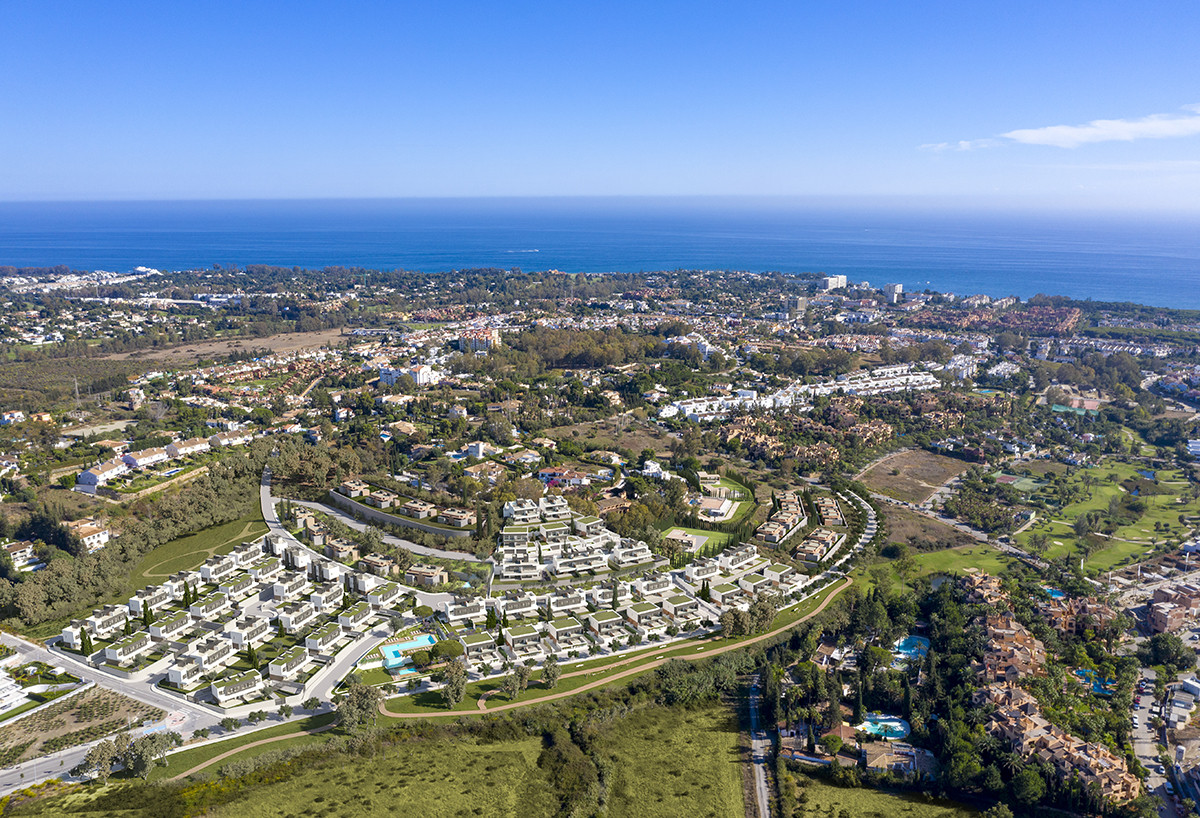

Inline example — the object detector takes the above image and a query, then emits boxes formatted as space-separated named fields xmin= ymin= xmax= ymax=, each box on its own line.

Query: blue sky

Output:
xmin=1 ymin=2 xmax=1198 ymax=209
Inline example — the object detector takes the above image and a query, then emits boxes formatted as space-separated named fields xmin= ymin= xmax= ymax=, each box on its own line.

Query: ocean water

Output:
xmin=0 ymin=198 xmax=1197 ymax=308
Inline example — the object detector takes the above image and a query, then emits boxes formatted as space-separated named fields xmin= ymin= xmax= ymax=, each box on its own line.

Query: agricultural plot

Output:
xmin=861 ymin=450 xmax=969 ymax=505
xmin=0 ymin=686 xmax=163 ymax=765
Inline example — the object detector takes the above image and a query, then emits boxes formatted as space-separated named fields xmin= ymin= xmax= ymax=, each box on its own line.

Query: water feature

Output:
xmin=892 ymin=635 xmax=930 ymax=663
xmin=855 ymin=714 xmax=911 ymax=740
xmin=381 ymin=633 xmax=437 ymax=670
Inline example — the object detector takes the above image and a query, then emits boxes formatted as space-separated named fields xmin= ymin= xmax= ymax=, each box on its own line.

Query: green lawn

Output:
xmin=208 ymin=735 xmax=560 ymax=818
xmin=661 ymin=525 xmax=732 ymax=550
xmin=790 ymin=770 xmax=977 ymax=817
xmin=599 ymin=705 xmax=744 ymax=818
xmin=149 ymin=712 xmax=336 ymax=782
xmin=1013 ymin=459 xmax=1199 ymax=574
xmin=856 ymin=544 xmax=1010 ymax=591
xmin=129 ymin=513 xmax=268 ymax=586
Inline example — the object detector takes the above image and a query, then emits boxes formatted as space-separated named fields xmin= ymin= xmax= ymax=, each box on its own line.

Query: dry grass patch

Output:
xmin=861 ymin=450 xmax=969 ymax=504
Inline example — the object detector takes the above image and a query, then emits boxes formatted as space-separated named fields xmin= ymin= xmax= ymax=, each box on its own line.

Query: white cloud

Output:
xmin=924 ymin=104 xmax=1200 ymax=150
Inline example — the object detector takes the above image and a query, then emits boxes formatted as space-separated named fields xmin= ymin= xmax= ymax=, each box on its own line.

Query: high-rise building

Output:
xmin=883 ymin=283 xmax=904 ymax=304
xmin=819 ymin=275 xmax=847 ymax=291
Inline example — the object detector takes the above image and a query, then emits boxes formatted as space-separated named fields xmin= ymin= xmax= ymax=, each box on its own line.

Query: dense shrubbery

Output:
xmin=0 ymin=445 xmax=267 ymax=626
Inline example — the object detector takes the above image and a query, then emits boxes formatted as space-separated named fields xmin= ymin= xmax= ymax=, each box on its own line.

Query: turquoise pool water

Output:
xmin=1044 ymin=587 xmax=1065 ymax=599
xmin=856 ymin=714 xmax=910 ymax=739
xmin=1074 ymin=668 xmax=1115 ymax=696
xmin=382 ymin=634 xmax=437 ymax=669
xmin=892 ymin=635 xmax=930 ymax=662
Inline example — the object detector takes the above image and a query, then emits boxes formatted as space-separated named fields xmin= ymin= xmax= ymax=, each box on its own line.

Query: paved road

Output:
xmin=1131 ymin=669 xmax=1179 ymax=818
xmin=261 ymin=466 xmax=487 ymax=564
xmin=748 ymin=674 xmax=770 ymax=818
xmin=0 ymin=632 xmax=218 ymax=794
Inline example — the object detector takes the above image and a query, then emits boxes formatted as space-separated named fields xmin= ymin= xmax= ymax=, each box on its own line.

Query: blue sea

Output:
xmin=0 ymin=197 xmax=1197 ymax=308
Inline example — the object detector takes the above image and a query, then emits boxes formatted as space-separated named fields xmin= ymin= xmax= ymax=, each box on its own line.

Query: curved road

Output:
xmin=260 ymin=467 xmax=487 ymax=563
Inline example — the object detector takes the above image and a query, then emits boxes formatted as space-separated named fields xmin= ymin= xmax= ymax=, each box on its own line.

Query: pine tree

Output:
xmin=80 ymin=628 xmax=93 ymax=656
xmin=141 ymin=606 xmax=153 ymax=629
xmin=699 ymin=579 xmax=711 ymax=602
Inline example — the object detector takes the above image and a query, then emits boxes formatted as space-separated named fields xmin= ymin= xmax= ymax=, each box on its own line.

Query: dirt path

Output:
xmin=170 ymin=720 xmax=339 ymax=781
xmin=140 ymin=521 xmax=265 ymax=579
xmin=389 ymin=577 xmax=852 ymax=718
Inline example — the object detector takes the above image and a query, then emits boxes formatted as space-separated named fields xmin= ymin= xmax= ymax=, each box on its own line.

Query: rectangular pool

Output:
xmin=382 ymin=634 xmax=437 ymax=669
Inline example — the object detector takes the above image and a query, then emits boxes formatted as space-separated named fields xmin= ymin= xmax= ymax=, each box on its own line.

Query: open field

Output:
xmin=548 ymin=414 xmax=670 ymax=460
xmin=791 ymin=771 xmax=977 ymax=817
xmin=1013 ymin=460 xmax=1199 ymax=573
xmin=129 ymin=512 xmax=268 ymax=586
xmin=599 ymin=705 xmax=743 ymax=818
xmin=208 ymin=735 xmax=560 ymax=818
xmin=882 ymin=505 xmax=978 ymax=551
xmin=912 ymin=544 xmax=1010 ymax=577
xmin=0 ymin=686 xmax=163 ymax=765
xmin=149 ymin=713 xmax=336 ymax=782
xmin=99 ymin=327 xmax=347 ymax=364
xmin=857 ymin=542 xmax=1011 ymax=591
xmin=0 ymin=358 xmax=147 ymax=403
xmin=860 ymin=450 xmax=969 ymax=505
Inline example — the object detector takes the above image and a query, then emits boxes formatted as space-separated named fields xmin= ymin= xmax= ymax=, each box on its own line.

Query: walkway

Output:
xmin=170 ymin=720 xmax=338 ymax=781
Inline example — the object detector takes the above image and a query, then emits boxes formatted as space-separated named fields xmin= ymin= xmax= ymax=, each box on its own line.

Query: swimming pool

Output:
xmin=382 ymin=634 xmax=437 ymax=670
xmin=856 ymin=714 xmax=910 ymax=740
xmin=892 ymin=635 xmax=930 ymax=662
xmin=1073 ymin=668 xmax=1115 ymax=696
xmin=1044 ymin=587 xmax=1065 ymax=599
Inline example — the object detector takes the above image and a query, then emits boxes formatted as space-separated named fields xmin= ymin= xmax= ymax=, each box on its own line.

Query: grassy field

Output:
xmin=661 ymin=525 xmax=733 ymax=551
xmin=857 ymin=543 xmax=1011 ymax=592
xmin=882 ymin=505 xmax=978 ymax=551
xmin=792 ymin=771 xmax=977 ymax=817
xmin=148 ymin=712 xmax=336 ymax=782
xmin=208 ymin=735 xmax=561 ymax=818
xmin=129 ymin=512 xmax=268 ymax=586
xmin=598 ymin=705 xmax=744 ymax=818
xmin=912 ymin=544 xmax=1010 ymax=577
xmin=1012 ymin=460 xmax=1199 ymax=574
xmin=861 ymin=450 xmax=968 ymax=505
